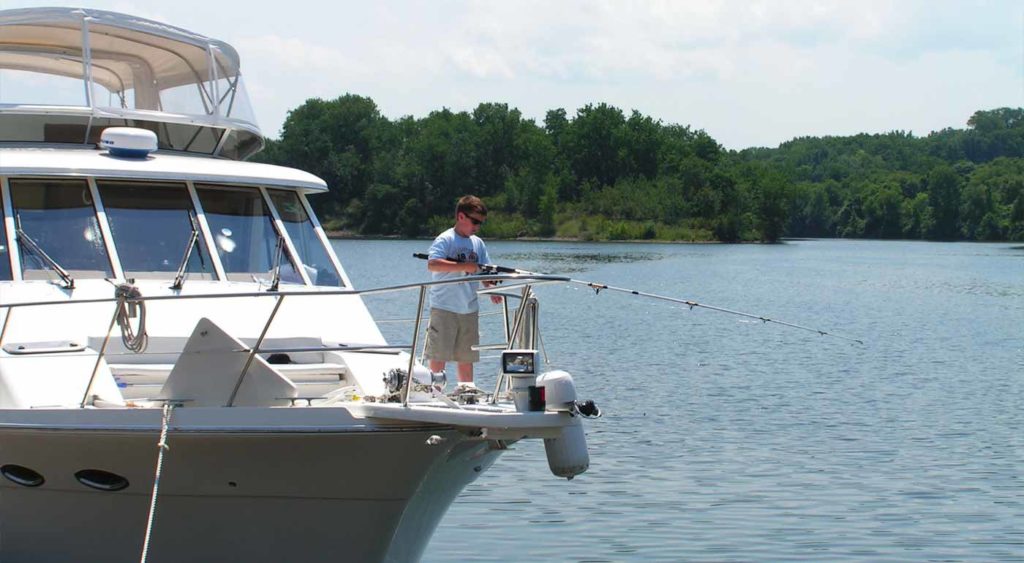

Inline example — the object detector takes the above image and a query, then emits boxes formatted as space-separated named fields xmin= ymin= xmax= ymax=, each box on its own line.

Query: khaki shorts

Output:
xmin=424 ymin=308 xmax=480 ymax=363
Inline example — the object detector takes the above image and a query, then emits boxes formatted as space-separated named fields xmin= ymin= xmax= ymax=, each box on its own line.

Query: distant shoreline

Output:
xmin=324 ymin=231 xmax=735 ymax=244
xmin=325 ymin=233 xmax=1024 ymax=246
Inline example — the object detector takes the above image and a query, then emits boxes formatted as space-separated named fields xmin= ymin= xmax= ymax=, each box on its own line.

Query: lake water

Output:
xmin=333 ymin=238 xmax=1024 ymax=562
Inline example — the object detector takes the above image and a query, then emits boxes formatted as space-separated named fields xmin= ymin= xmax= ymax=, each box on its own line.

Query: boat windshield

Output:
xmin=0 ymin=68 xmax=106 ymax=107
xmin=195 ymin=185 xmax=302 ymax=284
xmin=9 ymin=179 xmax=113 ymax=280
xmin=97 ymin=181 xmax=215 ymax=281
xmin=267 ymin=190 xmax=343 ymax=287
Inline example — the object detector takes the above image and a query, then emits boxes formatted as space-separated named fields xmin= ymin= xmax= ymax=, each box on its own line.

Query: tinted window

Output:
xmin=195 ymin=185 xmax=301 ymax=284
xmin=267 ymin=190 xmax=343 ymax=287
xmin=98 ymin=181 xmax=215 ymax=281
xmin=9 ymin=179 xmax=112 ymax=280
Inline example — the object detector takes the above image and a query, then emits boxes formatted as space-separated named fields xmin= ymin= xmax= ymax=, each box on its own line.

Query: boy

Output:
xmin=424 ymin=195 xmax=503 ymax=386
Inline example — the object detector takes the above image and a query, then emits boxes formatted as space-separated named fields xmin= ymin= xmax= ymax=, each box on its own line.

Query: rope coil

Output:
xmin=115 ymin=283 xmax=148 ymax=353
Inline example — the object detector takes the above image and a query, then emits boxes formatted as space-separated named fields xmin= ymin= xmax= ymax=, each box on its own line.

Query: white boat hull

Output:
xmin=0 ymin=408 xmax=501 ymax=563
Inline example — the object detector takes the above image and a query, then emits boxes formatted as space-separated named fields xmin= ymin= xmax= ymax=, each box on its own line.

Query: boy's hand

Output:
xmin=482 ymin=280 xmax=503 ymax=304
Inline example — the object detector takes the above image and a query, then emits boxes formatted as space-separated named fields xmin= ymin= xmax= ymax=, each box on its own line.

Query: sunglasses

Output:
xmin=464 ymin=214 xmax=485 ymax=226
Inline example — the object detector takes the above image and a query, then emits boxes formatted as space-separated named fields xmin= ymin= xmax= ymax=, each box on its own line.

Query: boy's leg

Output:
xmin=453 ymin=311 xmax=480 ymax=383
xmin=424 ymin=308 xmax=455 ymax=375
xmin=456 ymin=362 xmax=474 ymax=383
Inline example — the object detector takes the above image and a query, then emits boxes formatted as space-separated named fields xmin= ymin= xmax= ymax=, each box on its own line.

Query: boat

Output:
xmin=0 ymin=8 xmax=597 ymax=562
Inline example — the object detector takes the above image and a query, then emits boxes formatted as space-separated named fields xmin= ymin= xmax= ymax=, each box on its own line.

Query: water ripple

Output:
xmin=337 ymin=239 xmax=1024 ymax=562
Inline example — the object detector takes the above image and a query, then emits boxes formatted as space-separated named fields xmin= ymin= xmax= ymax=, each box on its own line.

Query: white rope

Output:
xmin=115 ymin=283 xmax=148 ymax=353
xmin=140 ymin=403 xmax=174 ymax=563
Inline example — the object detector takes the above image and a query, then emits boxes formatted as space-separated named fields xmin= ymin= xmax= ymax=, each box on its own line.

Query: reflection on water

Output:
xmin=335 ymin=238 xmax=1024 ymax=562
xmin=501 ymin=250 xmax=664 ymax=273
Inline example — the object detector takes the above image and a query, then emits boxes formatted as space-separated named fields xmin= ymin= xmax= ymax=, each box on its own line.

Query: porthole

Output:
xmin=1 ymin=464 xmax=45 ymax=487
xmin=75 ymin=469 xmax=129 ymax=491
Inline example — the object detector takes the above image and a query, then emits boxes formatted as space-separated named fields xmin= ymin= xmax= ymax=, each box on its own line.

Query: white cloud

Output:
xmin=3 ymin=0 xmax=1020 ymax=147
xmin=235 ymin=35 xmax=360 ymax=73
xmin=447 ymin=46 xmax=516 ymax=79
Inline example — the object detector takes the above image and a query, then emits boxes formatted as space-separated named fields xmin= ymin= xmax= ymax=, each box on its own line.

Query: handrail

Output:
xmin=491 ymin=285 xmax=538 ymax=403
xmin=402 ymin=286 xmax=427 ymax=407
xmin=0 ymin=273 xmax=570 ymax=309
xmin=227 ymin=294 xmax=284 ymax=407
xmin=1 ymin=273 xmax=562 ymax=407
xmin=79 ymin=294 xmax=125 ymax=407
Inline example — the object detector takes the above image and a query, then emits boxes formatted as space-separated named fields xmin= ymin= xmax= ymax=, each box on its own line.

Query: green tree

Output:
xmin=274 ymin=95 xmax=387 ymax=215
xmin=927 ymin=165 xmax=962 ymax=239
xmin=564 ymin=103 xmax=627 ymax=190
xmin=409 ymin=109 xmax=479 ymax=215
xmin=537 ymin=182 xmax=559 ymax=236
xmin=862 ymin=183 xmax=904 ymax=238
xmin=751 ymin=170 xmax=792 ymax=242
xmin=1010 ymin=194 xmax=1024 ymax=240
xmin=257 ymin=97 xmax=1021 ymax=242
xmin=900 ymin=193 xmax=933 ymax=239
xmin=398 ymin=198 xmax=426 ymax=238
xmin=472 ymin=103 xmax=523 ymax=195
xmin=959 ymin=183 xmax=999 ymax=239
xmin=360 ymin=184 xmax=404 ymax=234
xmin=622 ymin=111 xmax=662 ymax=179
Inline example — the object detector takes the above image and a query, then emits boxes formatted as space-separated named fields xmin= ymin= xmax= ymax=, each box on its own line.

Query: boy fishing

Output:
xmin=423 ymin=195 xmax=503 ymax=388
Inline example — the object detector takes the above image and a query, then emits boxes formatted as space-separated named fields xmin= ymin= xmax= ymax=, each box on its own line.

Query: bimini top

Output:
xmin=0 ymin=7 xmax=263 ymax=160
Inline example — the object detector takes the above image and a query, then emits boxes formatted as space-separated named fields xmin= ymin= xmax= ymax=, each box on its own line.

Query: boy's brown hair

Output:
xmin=456 ymin=195 xmax=487 ymax=217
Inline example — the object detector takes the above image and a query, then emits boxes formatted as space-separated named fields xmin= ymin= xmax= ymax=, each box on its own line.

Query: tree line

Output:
xmin=254 ymin=96 xmax=1024 ymax=242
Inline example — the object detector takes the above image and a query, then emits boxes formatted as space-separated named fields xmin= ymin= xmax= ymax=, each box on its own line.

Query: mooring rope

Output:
xmin=115 ymin=283 xmax=148 ymax=353
xmin=140 ymin=403 xmax=174 ymax=563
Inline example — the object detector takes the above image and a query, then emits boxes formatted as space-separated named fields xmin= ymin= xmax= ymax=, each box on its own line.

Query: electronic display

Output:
xmin=502 ymin=350 xmax=537 ymax=375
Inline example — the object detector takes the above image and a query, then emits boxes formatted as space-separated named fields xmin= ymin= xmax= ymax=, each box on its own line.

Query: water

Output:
xmin=333 ymin=238 xmax=1024 ymax=562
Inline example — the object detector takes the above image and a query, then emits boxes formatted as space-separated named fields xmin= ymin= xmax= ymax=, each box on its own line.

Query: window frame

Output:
xmin=262 ymin=187 xmax=312 ymax=286
xmin=0 ymin=177 xmax=16 ymax=281
xmin=295 ymin=191 xmax=350 ymax=288
xmin=95 ymin=179 xmax=222 ymax=282
xmin=265 ymin=188 xmax=349 ymax=287
xmin=192 ymin=182 xmax=305 ymax=286
xmin=0 ymin=175 xmax=345 ymax=288
xmin=6 ymin=176 xmax=117 ymax=281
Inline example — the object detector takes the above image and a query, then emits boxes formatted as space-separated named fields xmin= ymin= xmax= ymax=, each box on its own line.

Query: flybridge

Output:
xmin=0 ymin=7 xmax=263 ymax=159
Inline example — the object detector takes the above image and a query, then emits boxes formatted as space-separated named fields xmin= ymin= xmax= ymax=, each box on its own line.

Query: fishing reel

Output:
xmin=477 ymin=264 xmax=501 ymax=275
xmin=383 ymin=366 xmax=446 ymax=396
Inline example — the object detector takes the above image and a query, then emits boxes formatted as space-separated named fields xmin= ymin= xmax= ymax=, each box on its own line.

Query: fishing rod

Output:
xmin=413 ymin=253 xmax=863 ymax=345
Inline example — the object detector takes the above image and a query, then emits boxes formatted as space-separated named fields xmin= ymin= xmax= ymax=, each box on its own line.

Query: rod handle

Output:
xmin=413 ymin=253 xmax=518 ymax=274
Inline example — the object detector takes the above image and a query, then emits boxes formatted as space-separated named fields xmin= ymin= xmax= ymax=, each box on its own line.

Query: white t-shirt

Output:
xmin=427 ymin=227 xmax=491 ymax=314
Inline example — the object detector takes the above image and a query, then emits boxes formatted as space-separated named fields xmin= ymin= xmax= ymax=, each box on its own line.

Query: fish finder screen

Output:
xmin=502 ymin=352 xmax=535 ymax=374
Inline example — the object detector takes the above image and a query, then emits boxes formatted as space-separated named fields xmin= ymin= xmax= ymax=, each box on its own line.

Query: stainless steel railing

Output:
xmin=0 ymin=273 xmax=568 ymax=408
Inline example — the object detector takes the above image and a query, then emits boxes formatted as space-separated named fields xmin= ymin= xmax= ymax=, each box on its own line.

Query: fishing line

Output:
xmin=413 ymin=253 xmax=863 ymax=345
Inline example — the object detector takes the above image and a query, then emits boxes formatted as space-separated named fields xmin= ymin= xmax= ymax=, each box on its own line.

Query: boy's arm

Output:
xmin=428 ymin=258 xmax=478 ymax=274
xmin=427 ymin=237 xmax=478 ymax=273
xmin=476 ymin=243 xmax=502 ymax=303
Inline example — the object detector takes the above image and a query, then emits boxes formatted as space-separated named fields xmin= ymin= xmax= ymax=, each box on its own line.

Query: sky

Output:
xmin=3 ymin=0 xmax=1022 ymax=149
